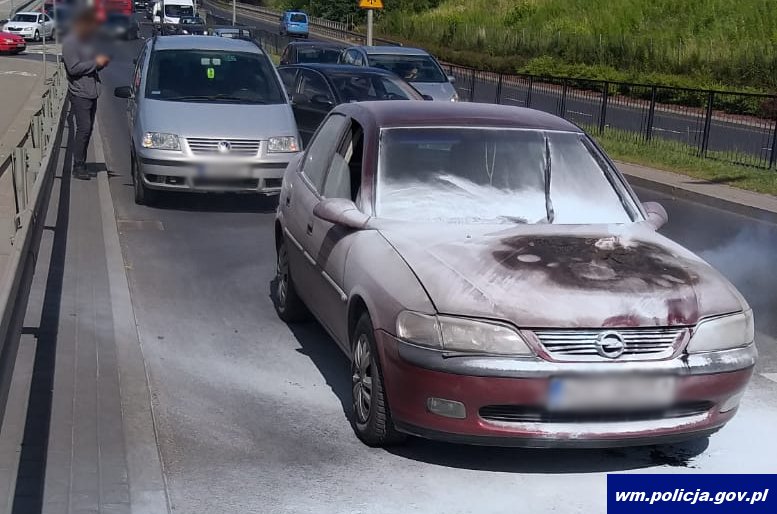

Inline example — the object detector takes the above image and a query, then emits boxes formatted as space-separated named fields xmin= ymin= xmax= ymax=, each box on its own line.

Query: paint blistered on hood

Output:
xmin=378 ymin=222 xmax=746 ymax=328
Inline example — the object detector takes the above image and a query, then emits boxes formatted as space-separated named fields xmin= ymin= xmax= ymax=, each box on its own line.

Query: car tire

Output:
xmin=274 ymin=238 xmax=309 ymax=322
xmin=34 ymin=30 xmax=40 ymax=42
xmin=132 ymin=154 xmax=157 ymax=205
xmin=350 ymin=312 xmax=406 ymax=447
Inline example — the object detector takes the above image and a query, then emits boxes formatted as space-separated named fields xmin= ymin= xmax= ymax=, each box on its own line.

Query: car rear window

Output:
xmin=296 ymin=47 xmax=341 ymax=64
xmin=145 ymin=49 xmax=285 ymax=105
xmin=367 ymin=54 xmax=446 ymax=83
xmin=289 ymin=13 xmax=307 ymax=23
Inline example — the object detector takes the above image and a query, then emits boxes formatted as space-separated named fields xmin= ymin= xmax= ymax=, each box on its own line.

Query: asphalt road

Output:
xmin=88 ymin=18 xmax=777 ymax=514
xmin=207 ymin=0 xmax=776 ymax=168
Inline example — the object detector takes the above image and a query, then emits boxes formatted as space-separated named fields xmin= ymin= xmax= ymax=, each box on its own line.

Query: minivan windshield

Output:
xmin=145 ymin=49 xmax=286 ymax=105
xmin=377 ymin=128 xmax=634 ymax=225
xmin=11 ymin=14 xmax=38 ymax=23
xmin=367 ymin=54 xmax=446 ymax=83
xmin=165 ymin=5 xmax=194 ymax=18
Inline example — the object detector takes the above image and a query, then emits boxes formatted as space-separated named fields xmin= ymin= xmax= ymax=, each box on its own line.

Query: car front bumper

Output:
xmin=377 ymin=332 xmax=756 ymax=447
xmin=137 ymin=155 xmax=293 ymax=194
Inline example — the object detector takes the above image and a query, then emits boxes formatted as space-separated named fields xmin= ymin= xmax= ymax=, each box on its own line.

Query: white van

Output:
xmin=153 ymin=0 xmax=195 ymax=25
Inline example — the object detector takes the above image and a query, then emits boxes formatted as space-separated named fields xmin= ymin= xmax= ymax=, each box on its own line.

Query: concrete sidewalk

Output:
xmin=7 ymin=108 xmax=169 ymax=514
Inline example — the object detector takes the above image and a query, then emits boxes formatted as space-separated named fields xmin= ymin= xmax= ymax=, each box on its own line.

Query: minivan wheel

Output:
xmin=274 ymin=239 xmax=308 ymax=322
xmin=350 ymin=313 xmax=406 ymax=447
xmin=132 ymin=155 xmax=157 ymax=205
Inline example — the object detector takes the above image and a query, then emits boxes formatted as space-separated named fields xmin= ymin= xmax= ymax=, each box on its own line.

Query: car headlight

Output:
xmin=142 ymin=132 xmax=180 ymax=150
xmin=396 ymin=311 xmax=533 ymax=356
xmin=450 ymin=92 xmax=459 ymax=102
xmin=268 ymin=136 xmax=299 ymax=153
xmin=686 ymin=310 xmax=754 ymax=353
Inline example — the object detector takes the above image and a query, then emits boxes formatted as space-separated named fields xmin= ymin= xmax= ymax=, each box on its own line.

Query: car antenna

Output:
xmin=543 ymin=135 xmax=555 ymax=224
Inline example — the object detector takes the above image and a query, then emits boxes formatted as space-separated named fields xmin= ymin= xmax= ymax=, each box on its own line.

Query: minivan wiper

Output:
xmin=543 ymin=135 xmax=555 ymax=224
xmin=164 ymin=94 xmax=266 ymax=103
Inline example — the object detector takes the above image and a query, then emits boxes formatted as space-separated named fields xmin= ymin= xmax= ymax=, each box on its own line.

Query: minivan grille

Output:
xmin=186 ymin=138 xmax=261 ymax=156
xmin=533 ymin=327 xmax=687 ymax=361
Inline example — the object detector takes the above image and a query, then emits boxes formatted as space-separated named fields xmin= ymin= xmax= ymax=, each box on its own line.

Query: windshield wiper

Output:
xmin=543 ymin=135 xmax=555 ymax=224
xmin=164 ymin=94 xmax=265 ymax=103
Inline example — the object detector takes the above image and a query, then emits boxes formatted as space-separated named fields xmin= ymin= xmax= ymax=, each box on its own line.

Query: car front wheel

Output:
xmin=274 ymin=238 xmax=308 ymax=322
xmin=350 ymin=312 xmax=406 ymax=447
xmin=132 ymin=154 xmax=157 ymax=205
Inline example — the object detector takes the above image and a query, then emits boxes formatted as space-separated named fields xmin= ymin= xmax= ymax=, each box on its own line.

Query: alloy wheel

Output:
xmin=352 ymin=334 xmax=373 ymax=424
xmin=276 ymin=244 xmax=289 ymax=310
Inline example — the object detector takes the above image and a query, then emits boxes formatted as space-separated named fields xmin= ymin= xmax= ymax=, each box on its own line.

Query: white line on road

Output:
xmin=761 ymin=373 xmax=777 ymax=383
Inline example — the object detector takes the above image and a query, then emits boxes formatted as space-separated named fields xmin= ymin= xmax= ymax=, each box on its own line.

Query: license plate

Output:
xmin=547 ymin=375 xmax=676 ymax=411
xmin=17 ymin=43 xmax=25 ymax=47
xmin=197 ymin=164 xmax=251 ymax=178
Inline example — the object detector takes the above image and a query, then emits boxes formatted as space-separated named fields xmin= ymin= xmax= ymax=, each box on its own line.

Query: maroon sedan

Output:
xmin=0 ymin=31 xmax=26 ymax=54
xmin=273 ymin=101 xmax=756 ymax=447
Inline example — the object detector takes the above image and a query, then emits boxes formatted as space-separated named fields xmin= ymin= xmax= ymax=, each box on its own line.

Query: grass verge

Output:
xmin=593 ymin=129 xmax=777 ymax=196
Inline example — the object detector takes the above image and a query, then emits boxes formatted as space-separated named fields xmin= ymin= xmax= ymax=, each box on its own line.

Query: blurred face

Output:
xmin=74 ymin=16 xmax=99 ymax=38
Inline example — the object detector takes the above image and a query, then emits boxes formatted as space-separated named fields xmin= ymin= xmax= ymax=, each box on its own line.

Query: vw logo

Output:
xmin=595 ymin=331 xmax=626 ymax=359
xmin=217 ymin=141 xmax=232 ymax=154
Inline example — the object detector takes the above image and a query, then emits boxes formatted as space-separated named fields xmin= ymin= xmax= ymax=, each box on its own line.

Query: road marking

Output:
xmin=761 ymin=373 xmax=777 ymax=383
xmin=0 ymin=70 xmax=37 ymax=77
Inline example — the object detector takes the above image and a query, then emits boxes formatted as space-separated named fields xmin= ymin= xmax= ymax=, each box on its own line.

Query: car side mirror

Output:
xmin=311 ymin=94 xmax=334 ymax=108
xmin=447 ymin=75 xmax=456 ymax=84
xmin=114 ymin=86 xmax=133 ymax=99
xmin=421 ymin=94 xmax=434 ymax=101
xmin=643 ymin=201 xmax=668 ymax=230
xmin=313 ymin=198 xmax=369 ymax=229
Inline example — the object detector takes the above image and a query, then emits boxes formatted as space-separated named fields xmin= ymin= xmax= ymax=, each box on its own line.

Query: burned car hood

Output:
xmin=378 ymin=223 xmax=746 ymax=328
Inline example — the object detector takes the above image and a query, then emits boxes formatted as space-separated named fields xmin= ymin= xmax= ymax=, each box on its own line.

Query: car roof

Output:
xmin=335 ymin=101 xmax=583 ymax=132
xmin=281 ymin=63 xmax=400 ymax=77
xmin=152 ymin=35 xmax=263 ymax=53
xmin=354 ymin=46 xmax=430 ymax=56
xmin=285 ymin=10 xmax=307 ymax=14
xmin=15 ymin=11 xmax=40 ymax=15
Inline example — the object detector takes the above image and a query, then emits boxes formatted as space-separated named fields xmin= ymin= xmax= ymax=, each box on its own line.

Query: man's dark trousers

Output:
xmin=70 ymin=94 xmax=97 ymax=171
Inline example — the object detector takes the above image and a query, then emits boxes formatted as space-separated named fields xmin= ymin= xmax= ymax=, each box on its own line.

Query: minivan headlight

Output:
xmin=396 ymin=311 xmax=533 ymax=356
xmin=142 ymin=132 xmax=180 ymax=150
xmin=268 ymin=136 xmax=299 ymax=153
xmin=686 ymin=310 xmax=754 ymax=353
xmin=450 ymin=92 xmax=459 ymax=102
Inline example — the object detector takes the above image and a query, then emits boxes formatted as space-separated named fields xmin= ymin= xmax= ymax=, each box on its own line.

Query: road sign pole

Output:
xmin=366 ymin=9 xmax=373 ymax=46
xmin=232 ymin=0 xmax=236 ymax=26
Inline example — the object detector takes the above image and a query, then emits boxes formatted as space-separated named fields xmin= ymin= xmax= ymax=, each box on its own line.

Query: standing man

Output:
xmin=62 ymin=7 xmax=110 ymax=180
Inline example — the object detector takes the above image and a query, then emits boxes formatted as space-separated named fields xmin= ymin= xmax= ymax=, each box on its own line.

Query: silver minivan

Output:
xmin=115 ymin=35 xmax=300 ymax=205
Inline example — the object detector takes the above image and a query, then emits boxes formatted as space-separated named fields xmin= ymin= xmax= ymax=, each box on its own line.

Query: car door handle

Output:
xmin=306 ymin=223 xmax=313 ymax=235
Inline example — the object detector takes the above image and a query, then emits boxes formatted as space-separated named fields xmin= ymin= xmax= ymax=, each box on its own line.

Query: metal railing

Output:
xmin=0 ymin=64 xmax=68 ymax=426
xmin=215 ymin=0 xmax=777 ymax=170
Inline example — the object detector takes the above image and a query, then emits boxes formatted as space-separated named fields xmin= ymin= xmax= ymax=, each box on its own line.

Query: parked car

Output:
xmin=279 ymin=40 xmax=345 ymax=66
xmin=114 ymin=35 xmax=299 ymax=204
xmin=273 ymin=101 xmax=756 ymax=448
xmin=2 ymin=11 xmax=55 ymax=42
xmin=277 ymin=64 xmax=425 ymax=145
xmin=339 ymin=46 xmax=458 ymax=102
xmin=0 ymin=31 xmax=26 ymax=54
xmin=102 ymin=12 xmax=140 ymax=40
xmin=279 ymin=10 xmax=308 ymax=38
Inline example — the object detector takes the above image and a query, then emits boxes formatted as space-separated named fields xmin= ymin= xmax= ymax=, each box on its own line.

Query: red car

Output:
xmin=0 ymin=31 xmax=26 ymax=54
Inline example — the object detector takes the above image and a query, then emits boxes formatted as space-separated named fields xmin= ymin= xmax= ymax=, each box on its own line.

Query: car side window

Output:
xmin=280 ymin=46 xmax=291 ymax=64
xmin=302 ymin=114 xmax=348 ymax=192
xmin=299 ymin=69 xmax=334 ymax=104
xmin=348 ymin=50 xmax=364 ymax=66
xmin=322 ymin=121 xmax=364 ymax=202
xmin=133 ymin=46 xmax=148 ymax=91
xmin=277 ymin=68 xmax=297 ymax=92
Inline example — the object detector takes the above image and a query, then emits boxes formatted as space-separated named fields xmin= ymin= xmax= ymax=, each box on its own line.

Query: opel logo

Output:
xmin=595 ymin=331 xmax=626 ymax=359
xmin=217 ymin=141 xmax=232 ymax=154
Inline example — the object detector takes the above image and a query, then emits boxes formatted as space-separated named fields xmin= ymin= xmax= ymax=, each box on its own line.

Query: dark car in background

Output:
xmin=277 ymin=64 xmax=424 ymax=145
xmin=102 ymin=12 xmax=140 ymax=39
xmin=161 ymin=15 xmax=206 ymax=35
xmin=279 ymin=41 xmax=345 ymax=66
xmin=134 ymin=0 xmax=148 ymax=11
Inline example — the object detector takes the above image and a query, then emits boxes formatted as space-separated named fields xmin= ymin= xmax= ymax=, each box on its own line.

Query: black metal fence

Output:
xmin=208 ymin=6 xmax=777 ymax=171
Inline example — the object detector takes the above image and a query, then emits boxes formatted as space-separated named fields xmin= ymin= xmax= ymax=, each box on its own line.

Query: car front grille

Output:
xmin=533 ymin=327 xmax=687 ymax=362
xmin=6 ymin=28 xmax=21 ymax=32
xmin=479 ymin=402 xmax=712 ymax=424
xmin=186 ymin=138 xmax=261 ymax=156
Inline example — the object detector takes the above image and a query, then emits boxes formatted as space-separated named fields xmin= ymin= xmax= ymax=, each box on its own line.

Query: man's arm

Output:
xmin=62 ymin=39 xmax=97 ymax=77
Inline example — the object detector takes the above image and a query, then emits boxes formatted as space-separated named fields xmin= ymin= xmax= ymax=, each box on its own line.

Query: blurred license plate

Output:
xmin=17 ymin=43 xmax=25 ymax=47
xmin=548 ymin=375 xmax=676 ymax=411
xmin=198 ymin=164 xmax=251 ymax=178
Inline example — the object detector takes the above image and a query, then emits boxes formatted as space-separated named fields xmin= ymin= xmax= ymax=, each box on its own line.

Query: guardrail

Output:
xmin=0 ymin=63 xmax=67 ymax=427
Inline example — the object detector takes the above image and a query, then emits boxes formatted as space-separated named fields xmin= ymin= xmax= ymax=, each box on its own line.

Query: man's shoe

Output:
xmin=73 ymin=165 xmax=90 ymax=180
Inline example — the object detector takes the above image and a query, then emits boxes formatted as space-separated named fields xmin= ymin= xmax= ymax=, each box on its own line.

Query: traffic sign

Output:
xmin=359 ymin=0 xmax=384 ymax=9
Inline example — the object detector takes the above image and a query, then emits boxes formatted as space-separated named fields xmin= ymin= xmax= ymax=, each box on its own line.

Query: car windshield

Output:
xmin=12 ymin=14 xmax=38 ymax=23
xmin=165 ymin=5 xmax=193 ymax=17
xmin=367 ymin=53 xmax=446 ymax=83
xmin=376 ymin=128 xmax=634 ymax=225
xmin=296 ymin=47 xmax=341 ymax=63
xmin=145 ymin=49 xmax=285 ymax=105
xmin=330 ymin=72 xmax=419 ymax=102
xmin=289 ymin=13 xmax=307 ymax=23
